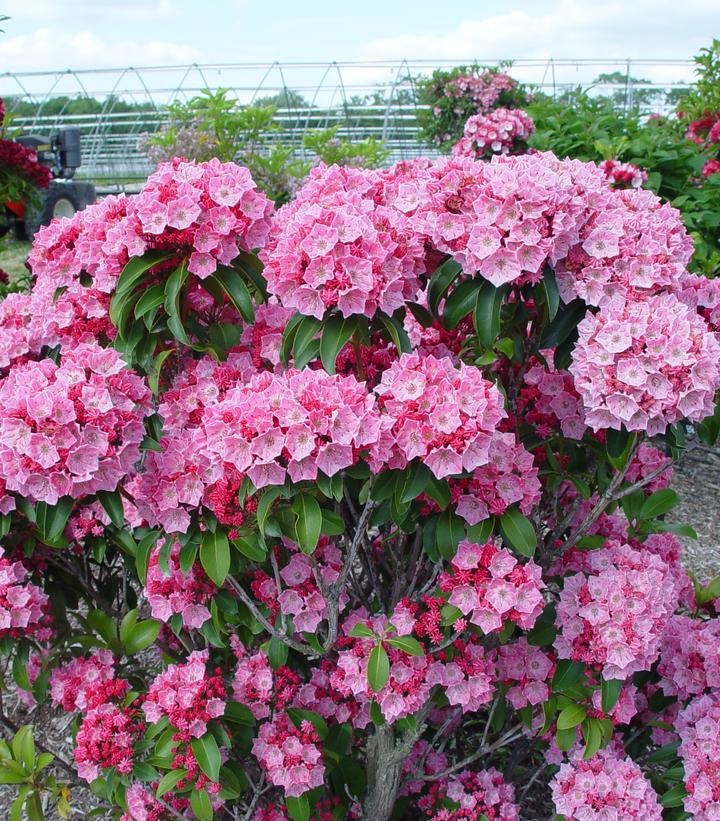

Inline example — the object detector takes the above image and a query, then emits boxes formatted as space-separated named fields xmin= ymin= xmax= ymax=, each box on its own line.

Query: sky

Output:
xmin=0 ymin=0 xmax=716 ymax=99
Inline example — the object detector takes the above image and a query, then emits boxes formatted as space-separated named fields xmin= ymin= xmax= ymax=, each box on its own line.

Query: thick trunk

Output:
xmin=362 ymin=724 xmax=404 ymax=821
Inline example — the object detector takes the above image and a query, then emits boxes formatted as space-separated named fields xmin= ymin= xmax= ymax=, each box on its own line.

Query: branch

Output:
xmin=419 ymin=723 xmax=525 ymax=781
xmin=225 ymin=575 xmax=317 ymax=657
xmin=322 ymin=494 xmax=376 ymax=652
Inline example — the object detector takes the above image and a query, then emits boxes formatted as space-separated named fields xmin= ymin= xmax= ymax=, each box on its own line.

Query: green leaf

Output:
xmin=148 ymin=348 xmax=174 ymax=396
xmin=135 ymin=530 xmax=160 ymax=582
xmin=200 ymin=529 xmax=231 ymax=586
xmin=191 ymin=734 xmax=221 ymax=782
xmin=436 ymin=508 xmax=465 ymax=560
xmin=279 ymin=312 xmax=305 ymax=365
xmin=582 ymin=718 xmax=604 ymax=759
xmin=292 ymin=315 xmax=322 ymax=363
xmin=539 ymin=298 xmax=586 ymax=349
xmin=349 ymin=623 xmax=376 ymax=639
xmin=542 ymin=266 xmax=561 ymax=320
xmin=213 ymin=264 xmax=255 ymax=323
xmin=163 ymin=261 xmax=190 ymax=343
xmin=12 ymin=726 xmax=34 ymax=770
xmin=385 ymin=636 xmax=424 ymax=656
xmin=97 ymin=490 xmax=124 ymax=529
xmin=378 ymin=311 xmax=411 ymax=354
xmin=292 ymin=493 xmax=322 ymax=555
xmin=639 ymin=489 xmax=679 ymax=520
xmin=115 ymin=251 xmax=173 ymax=298
xmin=406 ymin=301 xmax=434 ymax=328
xmin=232 ymin=535 xmax=267 ymax=562
xmin=36 ymin=496 xmax=74 ymax=543
xmin=256 ymin=486 xmax=283 ymax=535
xmin=660 ymin=784 xmax=688 ymax=808
xmin=119 ymin=609 xmax=138 ymax=646
xmin=124 ymin=619 xmax=161 ymax=655
xmin=427 ymin=257 xmax=462 ymax=315
xmin=552 ymin=660 xmax=586 ymax=692
xmin=499 ymin=507 xmax=537 ymax=557
xmin=156 ymin=768 xmax=187 ymax=798
xmin=443 ymin=279 xmax=481 ymax=329
xmin=320 ymin=509 xmax=345 ymax=536
xmin=396 ymin=461 xmax=432 ymax=504
xmin=555 ymin=725 xmax=577 ymax=752
xmin=133 ymin=284 xmax=166 ymax=319
xmin=190 ymin=788 xmax=214 ymax=821
xmin=285 ymin=794 xmax=310 ymax=821
xmin=320 ymin=314 xmax=357 ymax=375
xmin=286 ymin=708 xmax=329 ymax=740
xmin=367 ymin=643 xmax=390 ymax=692
xmin=606 ymin=427 xmax=636 ymax=470
xmin=473 ymin=281 xmax=508 ymax=348
xmin=600 ymin=677 xmax=623 ymax=714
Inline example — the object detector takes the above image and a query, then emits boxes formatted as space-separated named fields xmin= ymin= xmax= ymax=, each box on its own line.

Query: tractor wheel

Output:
xmin=22 ymin=181 xmax=96 ymax=239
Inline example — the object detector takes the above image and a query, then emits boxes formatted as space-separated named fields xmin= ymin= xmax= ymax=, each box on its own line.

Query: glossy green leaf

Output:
xmin=473 ymin=281 xmax=508 ymax=348
xmin=499 ymin=507 xmax=537 ymax=557
xmin=292 ymin=493 xmax=322 ymax=555
xmin=191 ymin=734 xmax=221 ymax=782
xmin=320 ymin=314 xmax=357 ymax=375
xmin=200 ymin=529 xmax=231 ymax=586
xmin=367 ymin=643 xmax=390 ymax=692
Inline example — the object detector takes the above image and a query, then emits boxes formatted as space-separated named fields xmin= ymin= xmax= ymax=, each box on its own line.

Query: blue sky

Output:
xmin=1 ymin=0 xmax=717 ymax=68
xmin=0 ymin=0 xmax=716 ymax=102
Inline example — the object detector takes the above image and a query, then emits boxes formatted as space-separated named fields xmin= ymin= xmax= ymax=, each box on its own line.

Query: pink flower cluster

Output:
xmin=50 ymin=649 xmax=128 ymax=713
xmin=126 ymin=157 xmax=274 ymax=278
xmin=372 ymin=353 xmax=505 ymax=479
xmin=408 ymin=152 xmax=652 ymax=290
xmin=203 ymin=367 xmax=382 ymax=489
xmin=600 ymin=159 xmax=648 ymax=189
xmin=554 ymin=540 xmax=679 ymax=679
xmin=571 ymin=293 xmax=720 ymax=435
xmin=521 ymin=361 xmax=588 ymax=440
xmin=128 ymin=351 xmax=257 ymax=534
xmin=331 ymin=636 xmax=435 ymax=725
xmin=449 ymin=432 xmax=541 ymax=524
xmin=624 ymin=443 xmax=672 ymax=493
xmin=676 ymin=270 xmax=720 ymax=333
xmin=446 ymin=71 xmax=519 ymax=111
xmin=0 ymin=342 xmax=152 ymax=504
xmin=74 ymin=702 xmax=141 ymax=783
xmin=427 ymin=639 xmax=495 ymax=714
xmin=440 ymin=540 xmax=545 ymax=634
xmin=142 ymin=650 xmax=226 ymax=738
xmin=231 ymin=645 xmax=276 ymax=720
xmin=260 ymin=163 xmax=424 ymax=319
xmin=677 ymin=693 xmax=720 ymax=819
xmin=658 ymin=615 xmax=720 ymax=700
xmin=29 ymin=194 xmax=132 ymax=298
xmin=251 ymin=713 xmax=324 ymax=797
xmin=555 ymin=186 xmax=692 ymax=307
xmin=0 ymin=548 xmax=50 ymax=639
xmin=495 ymin=638 xmax=555 ymax=709
xmin=252 ymin=540 xmax=347 ymax=633
xmin=144 ymin=539 xmax=216 ymax=629
xmin=421 ymin=767 xmax=520 ymax=820
xmin=453 ymin=108 xmax=534 ymax=159
xmin=550 ymin=747 xmax=662 ymax=820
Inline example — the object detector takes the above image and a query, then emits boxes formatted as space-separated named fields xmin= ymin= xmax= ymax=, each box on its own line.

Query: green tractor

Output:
xmin=1 ymin=127 xmax=96 ymax=239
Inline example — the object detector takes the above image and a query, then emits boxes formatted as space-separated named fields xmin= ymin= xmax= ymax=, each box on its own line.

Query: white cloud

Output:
xmin=0 ymin=27 xmax=202 ymax=72
xmin=357 ymin=0 xmax=713 ymax=85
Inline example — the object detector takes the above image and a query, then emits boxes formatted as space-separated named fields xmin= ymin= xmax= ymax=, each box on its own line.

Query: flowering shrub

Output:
xmin=1 ymin=146 xmax=719 ymax=821
xmin=452 ymin=108 xmax=535 ymax=159
xmin=416 ymin=65 xmax=529 ymax=150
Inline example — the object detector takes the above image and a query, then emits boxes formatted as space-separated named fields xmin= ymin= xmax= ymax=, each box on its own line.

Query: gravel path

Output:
xmin=672 ymin=446 xmax=720 ymax=582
